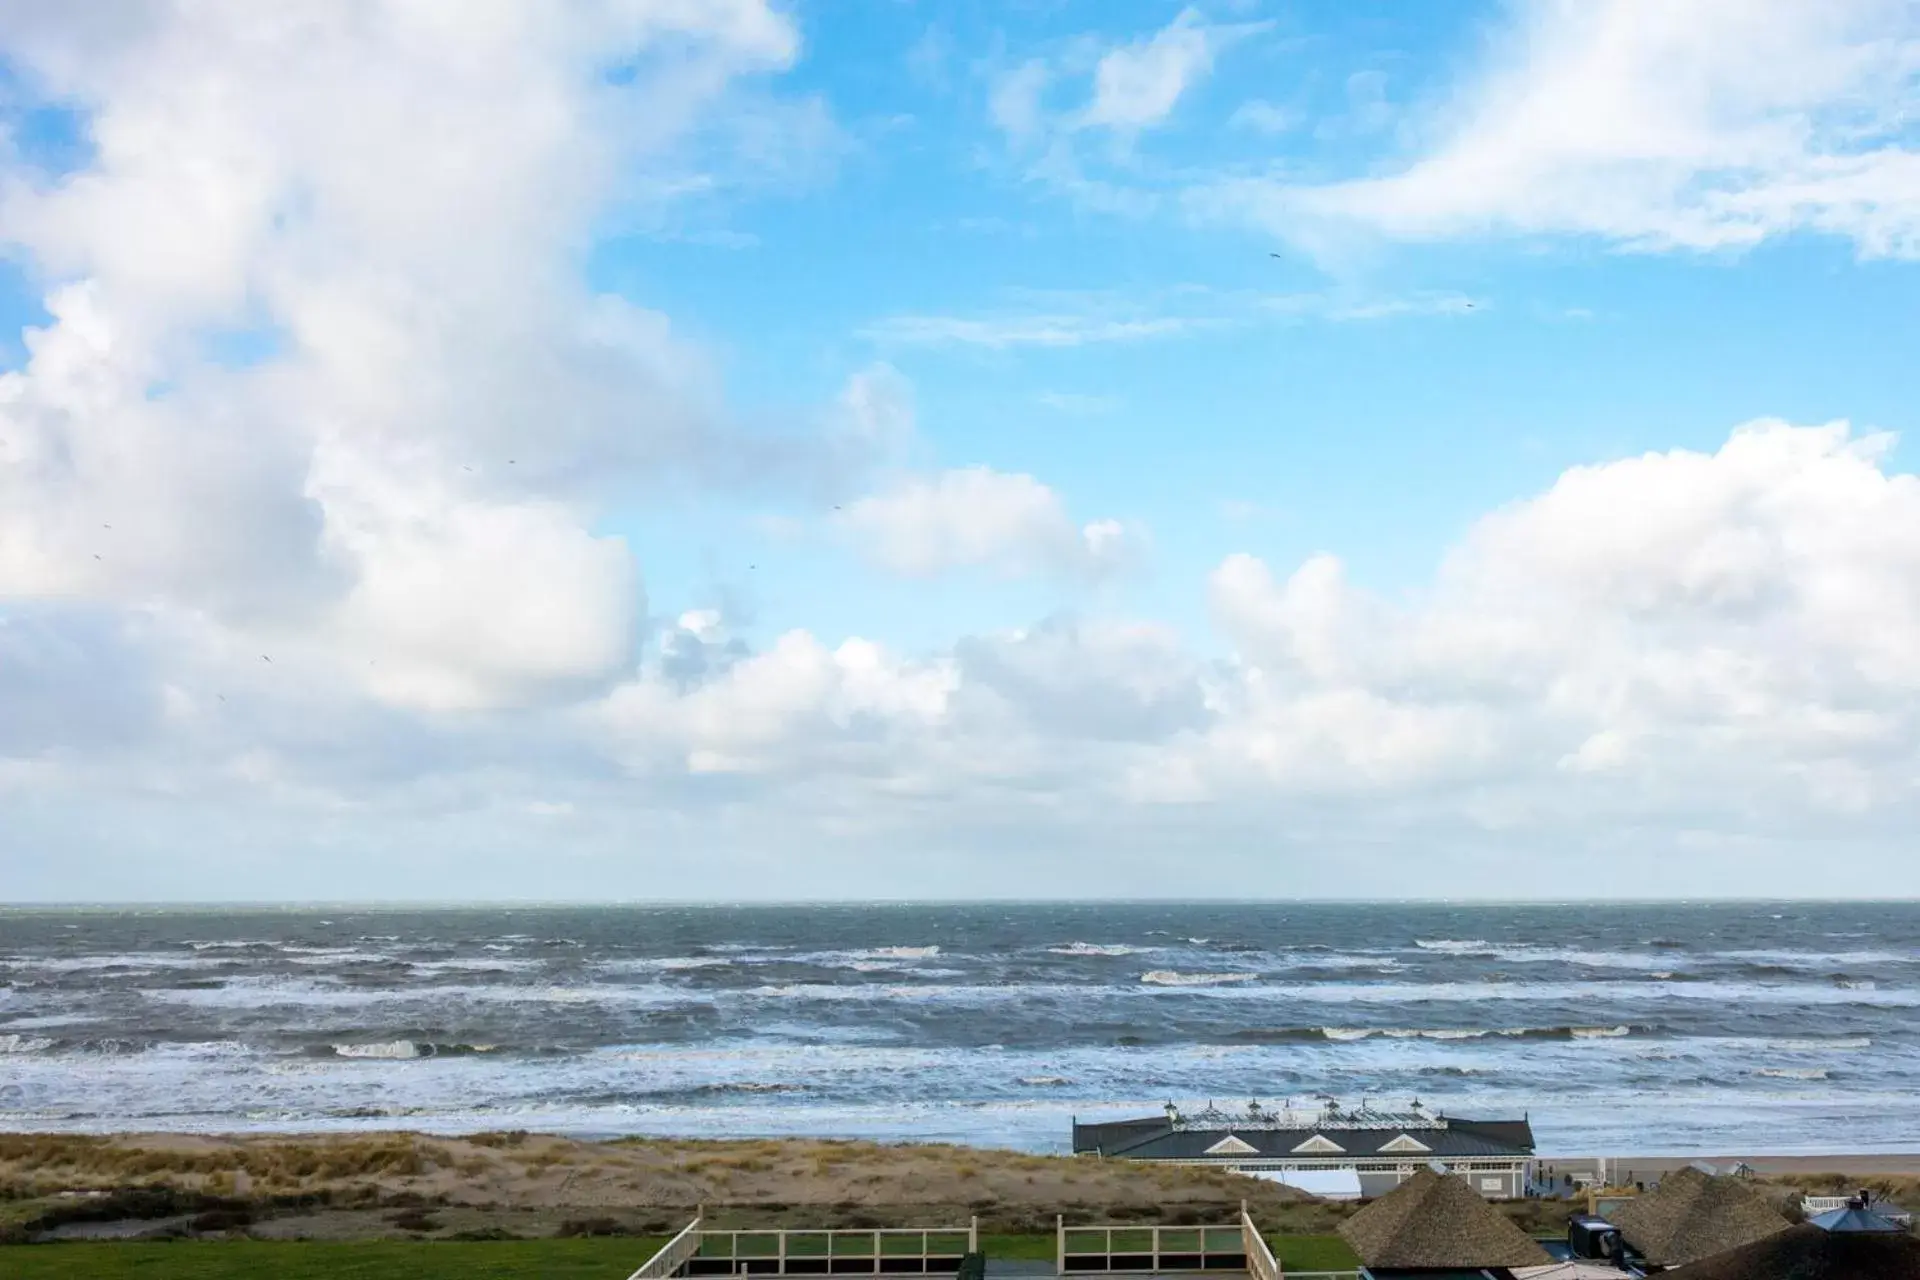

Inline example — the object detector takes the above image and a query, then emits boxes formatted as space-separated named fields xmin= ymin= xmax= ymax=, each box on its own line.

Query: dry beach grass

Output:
xmin=1 ymin=1131 xmax=1914 ymax=1247
xmin=0 ymin=1131 xmax=1319 ymax=1242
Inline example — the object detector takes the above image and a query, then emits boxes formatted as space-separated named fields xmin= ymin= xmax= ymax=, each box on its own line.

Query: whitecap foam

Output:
xmin=0 ymin=1033 xmax=56 ymax=1054
xmin=1571 ymin=1025 xmax=1632 ymax=1039
xmin=1757 ymin=1067 xmax=1830 ymax=1080
xmin=1413 ymin=939 xmax=1491 ymax=953
xmin=1140 ymin=971 xmax=1257 ymax=987
xmin=1048 ymin=943 xmax=1145 ymax=957
xmin=594 ymin=957 xmax=732 ymax=974
xmin=858 ymin=946 xmax=941 ymax=960
xmin=333 ymin=1041 xmax=422 ymax=1059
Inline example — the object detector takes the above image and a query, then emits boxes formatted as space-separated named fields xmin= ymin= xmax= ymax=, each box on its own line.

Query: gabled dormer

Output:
xmin=1205 ymin=1134 xmax=1259 ymax=1156
xmin=1291 ymin=1133 xmax=1346 ymax=1155
xmin=1380 ymin=1133 xmax=1432 ymax=1154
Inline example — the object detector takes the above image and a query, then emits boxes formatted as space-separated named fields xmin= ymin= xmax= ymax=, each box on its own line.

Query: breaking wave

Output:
xmin=330 ymin=1041 xmax=498 ymax=1060
xmin=1049 ymin=943 xmax=1146 ymax=956
xmin=1305 ymin=1025 xmax=1637 ymax=1043
xmin=1140 ymin=971 xmax=1258 ymax=987
xmin=0 ymin=1033 xmax=56 ymax=1054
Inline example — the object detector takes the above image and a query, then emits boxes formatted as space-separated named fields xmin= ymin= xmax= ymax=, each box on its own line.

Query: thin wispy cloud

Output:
xmin=860 ymin=312 xmax=1205 ymax=349
xmin=1195 ymin=0 xmax=1920 ymax=259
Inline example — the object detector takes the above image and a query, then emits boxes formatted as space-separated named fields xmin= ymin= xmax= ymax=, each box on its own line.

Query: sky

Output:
xmin=2 ymin=0 xmax=1920 ymax=902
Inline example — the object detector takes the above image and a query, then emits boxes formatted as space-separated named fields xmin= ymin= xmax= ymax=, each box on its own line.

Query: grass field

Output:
xmin=0 ymin=1238 xmax=664 ymax=1278
xmin=1270 ymin=1234 xmax=1362 ymax=1271
xmin=0 ymin=1231 xmax=1360 ymax=1277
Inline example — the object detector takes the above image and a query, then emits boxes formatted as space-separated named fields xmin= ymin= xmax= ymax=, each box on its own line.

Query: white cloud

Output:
xmin=1183 ymin=421 xmax=1920 ymax=827
xmin=863 ymin=289 xmax=1475 ymax=352
xmin=0 ymin=0 xmax=809 ymax=715
xmin=861 ymin=311 xmax=1200 ymax=349
xmin=833 ymin=467 xmax=1136 ymax=580
xmin=1080 ymin=8 xmax=1216 ymax=131
xmin=1198 ymin=0 xmax=1920 ymax=257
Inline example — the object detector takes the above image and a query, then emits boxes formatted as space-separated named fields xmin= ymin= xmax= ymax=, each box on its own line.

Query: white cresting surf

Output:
xmin=1 ymin=902 xmax=1917 ymax=1155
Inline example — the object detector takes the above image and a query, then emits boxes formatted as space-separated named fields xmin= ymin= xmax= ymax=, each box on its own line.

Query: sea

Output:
xmin=2 ymin=902 xmax=1917 ymax=1156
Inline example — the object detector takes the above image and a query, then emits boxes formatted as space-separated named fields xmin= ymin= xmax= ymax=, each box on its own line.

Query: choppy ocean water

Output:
xmin=2 ymin=902 xmax=1917 ymax=1156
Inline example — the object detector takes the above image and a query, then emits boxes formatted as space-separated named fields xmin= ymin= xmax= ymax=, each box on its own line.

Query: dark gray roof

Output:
xmin=1072 ymin=1115 xmax=1533 ymax=1160
xmin=1809 ymin=1204 xmax=1907 ymax=1234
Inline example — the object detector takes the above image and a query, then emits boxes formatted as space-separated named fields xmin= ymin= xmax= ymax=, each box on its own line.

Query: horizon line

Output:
xmin=5 ymin=895 xmax=1918 ymax=911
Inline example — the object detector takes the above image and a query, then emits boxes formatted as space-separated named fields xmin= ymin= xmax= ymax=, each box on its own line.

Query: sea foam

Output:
xmin=1140 ymin=971 xmax=1258 ymax=987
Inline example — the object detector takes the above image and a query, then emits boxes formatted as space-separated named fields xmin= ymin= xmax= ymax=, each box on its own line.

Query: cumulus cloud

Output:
xmin=1197 ymin=0 xmax=1920 ymax=257
xmin=573 ymin=421 xmax=1920 ymax=894
xmin=0 ymin=0 xmax=805 ymax=714
xmin=833 ymin=467 xmax=1137 ymax=580
xmin=1186 ymin=421 xmax=1920 ymax=825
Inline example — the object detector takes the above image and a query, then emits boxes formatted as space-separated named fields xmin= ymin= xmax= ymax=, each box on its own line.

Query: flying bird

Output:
xmin=261 ymin=655 xmax=272 ymax=664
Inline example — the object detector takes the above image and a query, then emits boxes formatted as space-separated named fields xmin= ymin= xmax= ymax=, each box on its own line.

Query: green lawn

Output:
xmin=980 ymin=1233 xmax=1056 ymax=1260
xmin=0 ymin=1233 xmax=1355 ymax=1277
xmin=1269 ymin=1234 xmax=1361 ymax=1271
xmin=0 ymin=1239 xmax=660 ymax=1278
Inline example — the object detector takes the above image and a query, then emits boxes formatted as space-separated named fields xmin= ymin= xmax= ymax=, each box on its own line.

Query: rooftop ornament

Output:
xmin=1167 ymin=1096 xmax=1450 ymax=1132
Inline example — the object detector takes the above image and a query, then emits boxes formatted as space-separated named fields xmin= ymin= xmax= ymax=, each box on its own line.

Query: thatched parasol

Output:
xmin=1338 ymin=1167 xmax=1552 ymax=1270
xmin=1660 ymin=1221 xmax=1920 ymax=1279
xmin=1609 ymin=1166 xmax=1790 ymax=1266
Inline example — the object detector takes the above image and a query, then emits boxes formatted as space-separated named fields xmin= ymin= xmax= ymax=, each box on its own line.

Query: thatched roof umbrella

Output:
xmin=1609 ymin=1166 xmax=1790 ymax=1267
xmin=1660 ymin=1196 xmax=1920 ymax=1280
xmin=1339 ymin=1168 xmax=1552 ymax=1271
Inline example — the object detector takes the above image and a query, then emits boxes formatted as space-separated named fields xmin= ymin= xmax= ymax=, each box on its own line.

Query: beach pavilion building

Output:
xmin=1072 ymin=1099 xmax=1536 ymax=1200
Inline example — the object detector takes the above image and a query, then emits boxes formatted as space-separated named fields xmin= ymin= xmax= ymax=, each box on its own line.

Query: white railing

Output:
xmin=1803 ymin=1196 xmax=1912 ymax=1225
xmin=690 ymin=1225 xmax=975 ymax=1275
xmin=1239 ymin=1204 xmax=1279 ymax=1280
xmin=1056 ymin=1216 xmax=1248 ymax=1274
xmin=631 ymin=1215 xmax=705 ymax=1280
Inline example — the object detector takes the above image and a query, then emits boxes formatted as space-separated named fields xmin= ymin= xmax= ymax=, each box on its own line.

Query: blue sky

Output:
xmin=4 ymin=1 xmax=1920 ymax=900
xmin=587 ymin=0 xmax=1920 ymax=651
